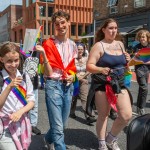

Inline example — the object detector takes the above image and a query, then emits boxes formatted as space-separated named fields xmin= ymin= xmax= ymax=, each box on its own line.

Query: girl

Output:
xmin=0 ymin=43 xmax=35 ymax=150
xmin=86 ymin=18 xmax=132 ymax=150
xmin=133 ymin=29 xmax=150 ymax=115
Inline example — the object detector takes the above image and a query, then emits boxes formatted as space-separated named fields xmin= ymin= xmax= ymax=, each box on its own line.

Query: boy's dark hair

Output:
xmin=52 ymin=10 xmax=70 ymax=23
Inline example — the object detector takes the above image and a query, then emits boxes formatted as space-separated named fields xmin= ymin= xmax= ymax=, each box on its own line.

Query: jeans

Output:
xmin=45 ymin=79 xmax=73 ymax=150
xmin=135 ymin=66 xmax=149 ymax=109
xmin=0 ymin=129 xmax=17 ymax=150
xmin=29 ymin=89 xmax=38 ymax=127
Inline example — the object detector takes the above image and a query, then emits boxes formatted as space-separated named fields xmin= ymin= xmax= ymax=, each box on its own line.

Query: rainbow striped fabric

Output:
xmin=137 ymin=48 xmax=150 ymax=63
xmin=69 ymin=70 xmax=79 ymax=96
xmin=124 ymin=69 xmax=132 ymax=88
xmin=5 ymin=78 xmax=27 ymax=106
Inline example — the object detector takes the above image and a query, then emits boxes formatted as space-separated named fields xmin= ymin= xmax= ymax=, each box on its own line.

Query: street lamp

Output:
xmin=39 ymin=6 xmax=43 ymax=44
xmin=46 ymin=0 xmax=48 ymax=38
xmin=93 ymin=11 xmax=100 ymax=42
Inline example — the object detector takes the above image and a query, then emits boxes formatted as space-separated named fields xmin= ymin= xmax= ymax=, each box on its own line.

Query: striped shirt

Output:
xmin=50 ymin=38 xmax=78 ymax=79
xmin=0 ymin=69 xmax=35 ymax=116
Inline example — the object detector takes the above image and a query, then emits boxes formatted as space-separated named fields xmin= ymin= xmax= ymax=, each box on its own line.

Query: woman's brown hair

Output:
xmin=0 ymin=42 xmax=21 ymax=70
xmin=95 ymin=18 xmax=121 ymax=43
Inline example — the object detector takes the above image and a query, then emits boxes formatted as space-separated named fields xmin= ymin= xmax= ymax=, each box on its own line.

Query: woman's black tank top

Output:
xmin=96 ymin=42 xmax=127 ymax=75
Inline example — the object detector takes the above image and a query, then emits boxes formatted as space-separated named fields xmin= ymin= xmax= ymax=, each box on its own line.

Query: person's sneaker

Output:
xmin=99 ymin=145 xmax=108 ymax=150
xmin=137 ymin=107 xmax=145 ymax=116
xmin=70 ymin=113 xmax=77 ymax=118
xmin=43 ymin=137 xmax=50 ymax=150
xmin=32 ymin=126 xmax=41 ymax=135
xmin=86 ymin=116 xmax=97 ymax=123
xmin=106 ymin=140 xmax=121 ymax=150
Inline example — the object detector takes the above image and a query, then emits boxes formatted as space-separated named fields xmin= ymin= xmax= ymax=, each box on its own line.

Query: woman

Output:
xmin=133 ymin=29 xmax=150 ymax=115
xmin=70 ymin=43 xmax=96 ymax=124
xmin=86 ymin=18 xmax=132 ymax=150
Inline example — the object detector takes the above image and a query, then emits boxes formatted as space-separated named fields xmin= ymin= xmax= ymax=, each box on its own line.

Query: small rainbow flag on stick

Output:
xmin=69 ymin=70 xmax=79 ymax=96
xmin=128 ymin=48 xmax=150 ymax=66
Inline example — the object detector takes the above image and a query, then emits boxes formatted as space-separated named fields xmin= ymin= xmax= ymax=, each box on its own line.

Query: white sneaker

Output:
xmin=106 ymin=140 xmax=120 ymax=150
xmin=99 ymin=145 xmax=108 ymax=150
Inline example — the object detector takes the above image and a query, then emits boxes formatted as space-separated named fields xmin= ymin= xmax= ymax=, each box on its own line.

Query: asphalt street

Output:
xmin=29 ymin=82 xmax=150 ymax=150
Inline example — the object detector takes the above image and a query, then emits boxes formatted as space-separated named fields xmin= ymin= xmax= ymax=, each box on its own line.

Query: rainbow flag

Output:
xmin=5 ymin=78 xmax=27 ymax=106
xmin=124 ymin=69 xmax=132 ymax=88
xmin=69 ymin=70 xmax=79 ymax=96
xmin=128 ymin=48 xmax=150 ymax=66
xmin=137 ymin=48 xmax=150 ymax=62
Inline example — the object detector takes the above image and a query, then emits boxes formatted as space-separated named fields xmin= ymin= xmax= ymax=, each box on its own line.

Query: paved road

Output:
xmin=29 ymin=82 xmax=150 ymax=150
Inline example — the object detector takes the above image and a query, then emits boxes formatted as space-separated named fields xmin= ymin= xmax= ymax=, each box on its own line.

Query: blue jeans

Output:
xmin=29 ymin=89 xmax=38 ymax=127
xmin=45 ymin=80 xmax=73 ymax=150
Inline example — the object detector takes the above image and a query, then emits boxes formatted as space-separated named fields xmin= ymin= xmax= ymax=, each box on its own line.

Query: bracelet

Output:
xmin=44 ymin=61 xmax=49 ymax=64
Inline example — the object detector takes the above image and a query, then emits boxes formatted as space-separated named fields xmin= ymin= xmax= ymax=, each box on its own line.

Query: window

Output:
xmin=48 ymin=7 xmax=53 ymax=17
xmin=26 ymin=0 xmax=29 ymax=7
xmin=110 ymin=6 xmax=118 ymax=14
xmin=107 ymin=0 xmax=118 ymax=7
xmin=134 ymin=0 xmax=145 ymax=8
xmin=78 ymin=25 xmax=82 ymax=36
xmin=32 ymin=0 xmax=36 ymax=3
xmin=71 ymin=25 xmax=76 ymax=36
xmin=40 ymin=0 xmax=54 ymax=2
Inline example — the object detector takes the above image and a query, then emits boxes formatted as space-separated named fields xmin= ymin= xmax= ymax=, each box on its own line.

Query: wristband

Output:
xmin=44 ymin=61 xmax=49 ymax=64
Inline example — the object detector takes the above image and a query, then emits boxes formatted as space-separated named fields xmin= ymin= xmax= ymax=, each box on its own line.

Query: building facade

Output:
xmin=94 ymin=0 xmax=150 ymax=48
xmin=0 ymin=5 xmax=22 ymax=42
xmin=11 ymin=0 xmax=93 ymax=43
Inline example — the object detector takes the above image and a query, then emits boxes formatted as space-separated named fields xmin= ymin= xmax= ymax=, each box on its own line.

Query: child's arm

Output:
xmin=0 ymin=77 xmax=22 ymax=109
xmin=10 ymin=101 xmax=34 ymax=122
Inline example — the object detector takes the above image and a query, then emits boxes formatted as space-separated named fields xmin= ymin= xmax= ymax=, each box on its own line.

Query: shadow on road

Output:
xmin=65 ymin=128 xmax=98 ymax=150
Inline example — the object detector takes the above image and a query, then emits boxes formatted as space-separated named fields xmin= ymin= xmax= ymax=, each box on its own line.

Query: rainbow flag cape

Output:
xmin=69 ymin=70 xmax=79 ymax=96
xmin=124 ymin=69 xmax=132 ymax=88
xmin=5 ymin=78 xmax=27 ymax=106
xmin=128 ymin=48 xmax=150 ymax=66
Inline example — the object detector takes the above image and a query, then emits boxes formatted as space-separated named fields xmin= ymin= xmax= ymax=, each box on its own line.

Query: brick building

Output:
xmin=10 ymin=0 xmax=93 ymax=43
xmin=0 ymin=5 xmax=22 ymax=42
xmin=93 ymin=0 xmax=150 ymax=48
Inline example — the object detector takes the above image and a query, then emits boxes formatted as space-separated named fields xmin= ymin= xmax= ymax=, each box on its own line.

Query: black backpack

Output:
xmin=127 ymin=114 xmax=150 ymax=150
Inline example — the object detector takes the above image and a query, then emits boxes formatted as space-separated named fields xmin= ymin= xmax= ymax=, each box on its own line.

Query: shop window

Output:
xmin=134 ymin=0 xmax=145 ymax=8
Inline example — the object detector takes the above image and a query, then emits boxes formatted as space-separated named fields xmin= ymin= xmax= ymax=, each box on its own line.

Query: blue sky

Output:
xmin=0 ymin=0 xmax=22 ymax=12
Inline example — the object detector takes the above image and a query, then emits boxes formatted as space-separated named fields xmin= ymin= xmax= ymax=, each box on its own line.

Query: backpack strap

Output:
xmin=0 ymin=72 xmax=4 ymax=93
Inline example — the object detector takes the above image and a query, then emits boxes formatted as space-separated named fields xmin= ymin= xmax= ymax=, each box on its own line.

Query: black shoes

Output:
xmin=86 ymin=116 xmax=97 ymax=125
xmin=137 ymin=107 xmax=145 ymax=116
xmin=109 ymin=109 xmax=118 ymax=120
xmin=32 ymin=126 xmax=41 ymax=135
xmin=70 ymin=113 xmax=77 ymax=118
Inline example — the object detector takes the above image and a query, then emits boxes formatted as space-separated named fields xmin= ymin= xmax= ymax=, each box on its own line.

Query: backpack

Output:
xmin=127 ymin=114 xmax=150 ymax=150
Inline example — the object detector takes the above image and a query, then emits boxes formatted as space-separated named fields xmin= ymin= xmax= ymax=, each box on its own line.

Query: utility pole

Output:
xmin=46 ymin=0 xmax=48 ymax=39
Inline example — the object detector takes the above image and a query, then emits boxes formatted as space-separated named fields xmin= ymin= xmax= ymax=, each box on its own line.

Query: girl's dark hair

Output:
xmin=52 ymin=10 xmax=70 ymax=23
xmin=0 ymin=42 xmax=21 ymax=70
xmin=95 ymin=18 xmax=121 ymax=43
xmin=76 ymin=42 xmax=86 ymax=56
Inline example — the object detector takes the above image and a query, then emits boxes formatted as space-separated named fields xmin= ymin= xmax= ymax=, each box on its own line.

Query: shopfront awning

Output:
xmin=78 ymin=25 xmax=143 ymax=39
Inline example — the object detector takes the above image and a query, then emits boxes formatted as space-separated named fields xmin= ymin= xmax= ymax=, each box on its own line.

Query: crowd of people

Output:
xmin=0 ymin=10 xmax=150 ymax=150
